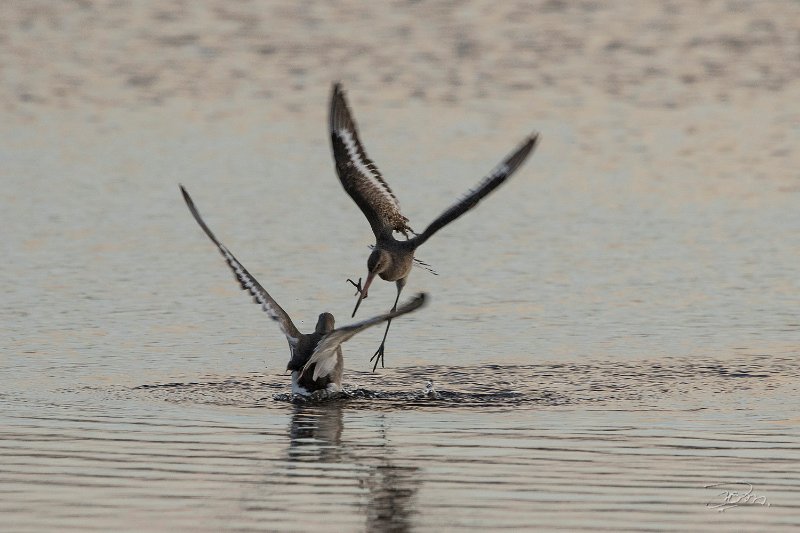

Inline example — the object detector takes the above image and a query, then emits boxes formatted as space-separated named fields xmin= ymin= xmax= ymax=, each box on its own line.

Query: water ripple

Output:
xmin=123 ymin=356 xmax=800 ymax=412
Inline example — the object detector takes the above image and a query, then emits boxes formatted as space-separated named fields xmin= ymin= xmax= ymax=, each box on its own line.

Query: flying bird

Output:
xmin=180 ymin=185 xmax=427 ymax=395
xmin=329 ymin=82 xmax=538 ymax=370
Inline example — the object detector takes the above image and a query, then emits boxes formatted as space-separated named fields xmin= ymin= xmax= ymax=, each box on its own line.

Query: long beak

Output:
xmin=351 ymin=271 xmax=376 ymax=317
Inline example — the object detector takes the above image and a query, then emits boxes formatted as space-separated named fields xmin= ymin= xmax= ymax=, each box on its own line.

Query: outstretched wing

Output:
xmin=180 ymin=185 xmax=301 ymax=346
xmin=329 ymin=82 xmax=412 ymax=238
xmin=410 ymin=134 xmax=539 ymax=247
xmin=302 ymin=293 xmax=427 ymax=380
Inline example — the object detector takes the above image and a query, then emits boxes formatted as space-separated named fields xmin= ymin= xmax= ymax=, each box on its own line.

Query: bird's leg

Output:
xmin=346 ymin=277 xmax=363 ymax=296
xmin=369 ymin=281 xmax=404 ymax=371
xmin=369 ymin=320 xmax=391 ymax=372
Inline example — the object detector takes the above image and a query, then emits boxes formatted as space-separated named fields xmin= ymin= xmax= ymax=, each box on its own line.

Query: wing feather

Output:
xmin=411 ymin=134 xmax=539 ymax=247
xmin=180 ymin=186 xmax=301 ymax=346
xmin=329 ymin=82 xmax=412 ymax=238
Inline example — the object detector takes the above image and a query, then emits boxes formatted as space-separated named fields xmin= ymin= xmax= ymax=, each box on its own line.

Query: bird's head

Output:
xmin=351 ymin=248 xmax=390 ymax=318
xmin=315 ymin=312 xmax=335 ymax=334
xmin=364 ymin=248 xmax=390 ymax=294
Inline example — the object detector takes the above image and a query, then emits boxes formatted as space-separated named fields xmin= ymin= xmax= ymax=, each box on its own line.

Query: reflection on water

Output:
xmin=287 ymin=405 xmax=420 ymax=532
xmin=288 ymin=404 xmax=345 ymax=460
xmin=2 ymin=0 xmax=799 ymax=530
xmin=3 ymin=366 xmax=799 ymax=531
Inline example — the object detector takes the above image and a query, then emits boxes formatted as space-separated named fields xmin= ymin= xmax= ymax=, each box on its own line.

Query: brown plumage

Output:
xmin=180 ymin=185 xmax=427 ymax=394
xmin=329 ymin=82 xmax=539 ymax=371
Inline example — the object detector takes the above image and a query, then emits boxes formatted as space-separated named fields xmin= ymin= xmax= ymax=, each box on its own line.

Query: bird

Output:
xmin=180 ymin=185 xmax=427 ymax=396
xmin=329 ymin=82 xmax=539 ymax=371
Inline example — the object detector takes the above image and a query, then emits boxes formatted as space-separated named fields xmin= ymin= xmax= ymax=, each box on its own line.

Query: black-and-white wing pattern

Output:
xmin=412 ymin=134 xmax=539 ymax=247
xmin=330 ymin=82 xmax=412 ymax=238
xmin=302 ymin=293 xmax=427 ymax=380
xmin=180 ymin=186 xmax=301 ymax=347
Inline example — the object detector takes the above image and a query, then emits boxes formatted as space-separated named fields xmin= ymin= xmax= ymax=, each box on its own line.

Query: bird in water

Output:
xmin=180 ymin=185 xmax=427 ymax=396
xmin=329 ymin=82 xmax=539 ymax=370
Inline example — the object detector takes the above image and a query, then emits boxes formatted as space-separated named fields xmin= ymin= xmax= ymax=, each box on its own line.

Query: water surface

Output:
xmin=2 ymin=1 xmax=799 ymax=530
